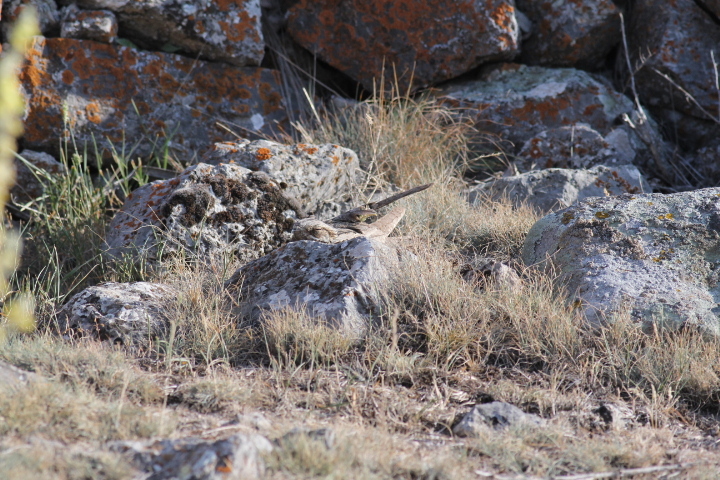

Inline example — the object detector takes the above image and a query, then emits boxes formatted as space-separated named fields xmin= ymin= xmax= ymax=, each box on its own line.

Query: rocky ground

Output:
xmin=3 ymin=1 xmax=720 ymax=479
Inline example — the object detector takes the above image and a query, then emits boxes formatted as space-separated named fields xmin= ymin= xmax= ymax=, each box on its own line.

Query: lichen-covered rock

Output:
xmin=438 ymin=64 xmax=634 ymax=152
xmin=453 ymin=402 xmax=543 ymax=437
xmin=12 ymin=149 xmax=65 ymax=203
xmin=227 ymin=237 xmax=399 ymax=337
xmin=517 ymin=124 xmax=618 ymax=171
xmin=516 ymin=0 xmax=621 ymax=69
xmin=2 ymin=0 xmax=60 ymax=39
xmin=286 ymin=0 xmax=519 ymax=93
xmin=64 ymin=0 xmax=264 ymax=66
xmin=113 ymin=433 xmax=272 ymax=480
xmin=106 ymin=163 xmax=300 ymax=263
xmin=619 ymin=0 xmax=720 ymax=148
xmin=20 ymin=37 xmax=285 ymax=160
xmin=201 ymin=140 xmax=359 ymax=215
xmin=522 ymin=188 xmax=720 ymax=334
xmin=471 ymin=164 xmax=650 ymax=214
xmin=59 ymin=4 xmax=117 ymax=43
xmin=55 ymin=282 xmax=177 ymax=345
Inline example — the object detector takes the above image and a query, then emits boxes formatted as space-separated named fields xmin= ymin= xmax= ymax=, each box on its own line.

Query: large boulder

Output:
xmin=106 ymin=163 xmax=301 ymax=264
xmin=286 ymin=0 xmax=519 ymax=93
xmin=61 ymin=0 xmax=264 ymax=66
xmin=226 ymin=237 xmax=400 ymax=337
xmin=472 ymin=165 xmax=650 ymax=214
xmin=201 ymin=140 xmax=360 ymax=215
xmin=55 ymin=282 xmax=177 ymax=345
xmin=516 ymin=0 xmax=621 ymax=69
xmin=20 ymin=37 xmax=285 ymax=160
xmin=522 ymin=188 xmax=720 ymax=334
xmin=619 ymin=0 xmax=720 ymax=148
xmin=438 ymin=64 xmax=634 ymax=152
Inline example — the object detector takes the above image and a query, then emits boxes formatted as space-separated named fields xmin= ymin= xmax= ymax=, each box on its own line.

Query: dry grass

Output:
xmin=4 ymin=87 xmax=720 ymax=479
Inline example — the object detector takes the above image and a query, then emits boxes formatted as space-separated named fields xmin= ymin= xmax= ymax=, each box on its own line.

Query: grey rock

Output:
xmin=12 ymin=149 xmax=66 ymax=204
xmin=453 ymin=402 xmax=543 ymax=437
xmin=517 ymin=0 xmax=621 ymax=69
xmin=619 ymin=0 xmax=720 ymax=148
xmin=201 ymin=140 xmax=359 ymax=215
xmin=438 ymin=64 xmax=634 ymax=152
xmin=522 ymin=188 xmax=720 ymax=333
xmin=226 ymin=237 xmax=400 ymax=337
xmin=0 ymin=360 xmax=39 ymax=387
xmin=55 ymin=282 xmax=177 ymax=346
xmin=105 ymin=163 xmax=300 ymax=264
xmin=471 ymin=164 xmax=650 ymax=214
xmin=2 ymin=0 xmax=60 ymax=39
xmin=65 ymin=0 xmax=264 ymax=66
xmin=59 ymin=4 xmax=117 ymax=43
xmin=460 ymin=257 xmax=522 ymax=292
xmin=113 ymin=433 xmax=272 ymax=480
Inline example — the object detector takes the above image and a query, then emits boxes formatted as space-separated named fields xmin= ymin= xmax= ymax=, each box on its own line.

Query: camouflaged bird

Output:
xmin=292 ymin=183 xmax=432 ymax=243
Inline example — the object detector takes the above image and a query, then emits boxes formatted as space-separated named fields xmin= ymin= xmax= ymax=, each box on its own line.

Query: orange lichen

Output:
xmin=255 ymin=148 xmax=273 ymax=160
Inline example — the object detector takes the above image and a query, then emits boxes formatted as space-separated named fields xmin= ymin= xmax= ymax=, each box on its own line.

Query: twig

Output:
xmin=366 ymin=183 xmax=433 ymax=210
xmin=553 ymin=462 xmax=696 ymax=480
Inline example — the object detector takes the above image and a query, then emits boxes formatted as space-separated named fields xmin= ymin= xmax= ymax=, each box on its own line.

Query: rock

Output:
xmin=20 ymin=37 xmax=285 ymax=160
xmin=453 ymin=401 xmax=543 ymax=436
xmin=619 ymin=0 xmax=720 ymax=148
xmin=55 ymin=282 xmax=177 ymax=345
xmin=286 ymin=0 xmax=519 ymax=93
xmin=576 ymin=402 xmax=636 ymax=433
xmin=0 ymin=360 xmax=39 ymax=387
xmin=522 ymin=188 xmax=720 ymax=334
xmin=516 ymin=0 xmax=621 ymax=69
xmin=2 ymin=0 xmax=60 ymax=39
xmin=438 ymin=64 xmax=634 ymax=152
xmin=471 ymin=164 xmax=651 ymax=214
xmin=59 ymin=4 xmax=117 ymax=43
xmin=226 ymin=237 xmax=400 ymax=337
xmin=12 ymin=149 xmax=65 ymax=204
xmin=64 ymin=0 xmax=264 ymax=66
xmin=687 ymin=138 xmax=720 ymax=187
xmin=460 ymin=257 xmax=522 ymax=292
xmin=113 ymin=433 xmax=272 ymax=480
xmin=698 ymin=0 xmax=720 ymax=18
xmin=201 ymin=140 xmax=360 ymax=215
xmin=106 ymin=163 xmax=300 ymax=264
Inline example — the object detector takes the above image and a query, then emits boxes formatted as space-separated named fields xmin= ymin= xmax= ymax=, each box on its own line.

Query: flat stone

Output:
xmin=20 ymin=37 xmax=285 ymax=160
xmin=453 ymin=401 xmax=543 ymax=437
xmin=201 ymin=140 xmax=359 ymax=214
xmin=471 ymin=164 xmax=651 ymax=214
xmin=60 ymin=4 xmax=118 ymax=43
xmin=438 ymin=64 xmax=634 ymax=152
xmin=64 ymin=0 xmax=264 ymax=66
xmin=522 ymin=188 xmax=720 ymax=333
xmin=106 ymin=163 xmax=301 ymax=264
xmin=286 ymin=0 xmax=519 ymax=93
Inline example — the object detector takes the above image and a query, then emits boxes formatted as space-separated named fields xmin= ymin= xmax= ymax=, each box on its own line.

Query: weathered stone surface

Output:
xmin=2 ymin=0 xmax=60 ymax=39
xmin=0 ymin=360 xmax=39 ymax=387
xmin=453 ymin=402 xmax=543 ymax=437
xmin=460 ymin=257 xmax=522 ymax=292
xmin=106 ymin=163 xmax=300 ymax=263
xmin=687 ymin=137 xmax=720 ymax=187
xmin=471 ymin=164 xmax=650 ymax=214
xmin=55 ymin=282 xmax=177 ymax=345
xmin=20 ymin=37 xmax=285 ymax=160
xmin=620 ymin=0 xmax=720 ymax=147
xmin=286 ymin=0 xmax=519 ymax=93
xmin=698 ymin=0 xmax=720 ymax=18
xmin=12 ymin=149 xmax=65 ymax=203
xmin=64 ymin=0 xmax=264 ymax=66
xmin=227 ymin=237 xmax=399 ymax=337
xmin=522 ymin=188 xmax=720 ymax=333
xmin=59 ymin=4 xmax=117 ymax=43
xmin=518 ymin=124 xmax=617 ymax=171
xmin=438 ymin=64 xmax=634 ymax=152
xmin=516 ymin=0 xmax=621 ymax=69
xmin=113 ymin=433 xmax=272 ymax=480
xmin=201 ymin=140 xmax=359 ymax=215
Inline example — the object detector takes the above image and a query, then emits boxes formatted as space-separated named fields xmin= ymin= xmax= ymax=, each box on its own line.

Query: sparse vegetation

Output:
xmin=2 ymin=38 xmax=720 ymax=480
